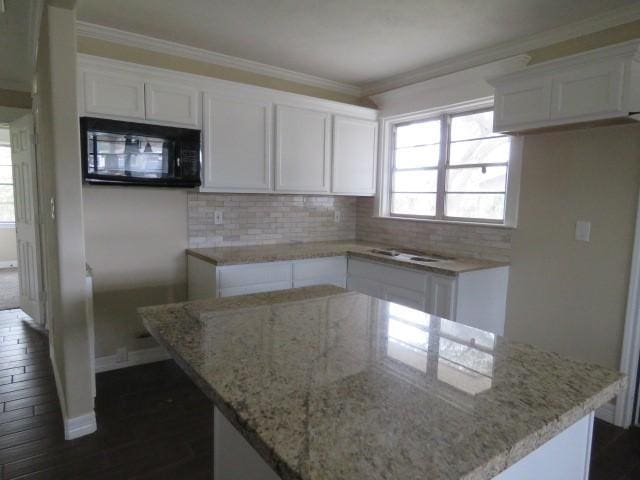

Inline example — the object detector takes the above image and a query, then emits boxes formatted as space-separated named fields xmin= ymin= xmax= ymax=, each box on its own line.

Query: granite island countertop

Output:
xmin=139 ymin=285 xmax=625 ymax=480
xmin=187 ymin=240 xmax=507 ymax=276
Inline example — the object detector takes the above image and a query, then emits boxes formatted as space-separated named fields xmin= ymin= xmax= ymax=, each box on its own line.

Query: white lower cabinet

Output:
xmin=187 ymin=254 xmax=508 ymax=335
xmin=187 ymin=255 xmax=347 ymax=300
xmin=347 ymin=258 xmax=508 ymax=335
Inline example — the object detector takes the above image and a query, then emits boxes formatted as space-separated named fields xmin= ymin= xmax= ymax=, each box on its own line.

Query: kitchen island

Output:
xmin=139 ymin=286 xmax=624 ymax=480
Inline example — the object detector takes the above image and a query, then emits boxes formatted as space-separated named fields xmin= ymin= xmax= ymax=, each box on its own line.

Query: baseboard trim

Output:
xmin=596 ymin=403 xmax=616 ymax=424
xmin=95 ymin=346 xmax=171 ymax=373
xmin=65 ymin=411 xmax=97 ymax=440
xmin=51 ymin=348 xmax=97 ymax=440
xmin=0 ymin=260 xmax=17 ymax=269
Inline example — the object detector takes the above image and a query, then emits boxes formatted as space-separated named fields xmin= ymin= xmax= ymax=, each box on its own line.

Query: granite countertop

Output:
xmin=187 ymin=241 xmax=507 ymax=276
xmin=140 ymin=286 xmax=625 ymax=480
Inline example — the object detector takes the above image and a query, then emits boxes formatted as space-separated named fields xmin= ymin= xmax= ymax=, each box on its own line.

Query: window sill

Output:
xmin=0 ymin=223 xmax=16 ymax=229
xmin=371 ymin=215 xmax=516 ymax=230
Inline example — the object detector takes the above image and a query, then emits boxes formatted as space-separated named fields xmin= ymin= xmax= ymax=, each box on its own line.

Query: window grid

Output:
xmin=389 ymin=108 xmax=511 ymax=224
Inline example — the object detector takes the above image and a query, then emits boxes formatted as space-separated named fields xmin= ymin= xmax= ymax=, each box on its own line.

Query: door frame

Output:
xmin=615 ymin=189 xmax=640 ymax=427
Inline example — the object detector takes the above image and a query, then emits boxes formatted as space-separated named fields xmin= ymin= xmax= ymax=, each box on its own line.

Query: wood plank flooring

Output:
xmin=0 ymin=309 xmax=212 ymax=479
xmin=0 ymin=306 xmax=637 ymax=479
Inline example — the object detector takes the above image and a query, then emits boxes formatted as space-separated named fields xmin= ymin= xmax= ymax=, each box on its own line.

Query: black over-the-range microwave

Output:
xmin=80 ymin=117 xmax=201 ymax=187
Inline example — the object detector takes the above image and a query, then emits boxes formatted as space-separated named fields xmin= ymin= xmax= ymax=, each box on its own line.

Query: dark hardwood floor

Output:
xmin=0 ymin=309 xmax=212 ymax=479
xmin=0 ymin=306 xmax=638 ymax=479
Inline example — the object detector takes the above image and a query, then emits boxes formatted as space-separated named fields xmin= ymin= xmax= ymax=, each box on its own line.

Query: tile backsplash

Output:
xmin=355 ymin=197 xmax=512 ymax=262
xmin=188 ymin=193 xmax=356 ymax=247
xmin=187 ymin=194 xmax=512 ymax=261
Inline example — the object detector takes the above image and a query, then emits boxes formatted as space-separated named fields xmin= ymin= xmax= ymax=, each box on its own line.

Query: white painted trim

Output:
xmin=64 ymin=411 xmax=97 ymax=440
xmin=596 ymin=403 xmax=616 ymax=425
xmin=362 ymin=3 xmax=640 ymax=94
xmin=75 ymin=21 xmax=363 ymax=97
xmin=0 ymin=260 xmax=17 ymax=269
xmin=615 ymin=188 xmax=640 ymax=428
xmin=50 ymin=347 xmax=97 ymax=440
xmin=77 ymin=54 xmax=378 ymax=121
xmin=95 ymin=345 xmax=171 ymax=373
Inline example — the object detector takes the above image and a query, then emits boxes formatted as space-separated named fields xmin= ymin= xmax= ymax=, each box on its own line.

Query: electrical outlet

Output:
xmin=214 ymin=210 xmax=224 ymax=225
xmin=334 ymin=211 xmax=341 ymax=223
xmin=575 ymin=220 xmax=591 ymax=242
xmin=115 ymin=347 xmax=128 ymax=363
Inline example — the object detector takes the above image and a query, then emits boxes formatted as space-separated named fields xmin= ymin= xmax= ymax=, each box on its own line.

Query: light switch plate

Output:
xmin=214 ymin=210 xmax=224 ymax=225
xmin=575 ymin=220 xmax=591 ymax=242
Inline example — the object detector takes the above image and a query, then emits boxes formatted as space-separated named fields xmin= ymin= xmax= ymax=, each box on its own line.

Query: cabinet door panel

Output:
xmin=381 ymin=285 xmax=426 ymax=311
xmin=218 ymin=262 xmax=291 ymax=289
xmin=83 ymin=71 xmax=145 ymax=119
xmin=551 ymin=61 xmax=625 ymax=119
xmin=293 ymin=257 xmax=347 ymax=281
xmin=203 ymin=94 xmax=272 ymax=190
xmin=332 ymin=116 xmax=377 ymax=195
xmin=145 ymin=82 xmax=200 ymax=126
xmin=275 ymin=105 xmax=330 ymax=193
xmin=428 ymin=274 xmax=456 ymax=320
xmin=348 ymin=258 xmax=427 ymax=292
xmin=294 ymin=276 xmax=346 ymax=289
xmin=347 ymin=276 xmax=383 ymax=299
xmin=493 ymin=77 xmax=551 ymax=131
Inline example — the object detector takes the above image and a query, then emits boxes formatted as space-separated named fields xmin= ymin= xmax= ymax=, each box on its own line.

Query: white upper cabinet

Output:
xmin=145 ymin=82 xmax=200 ymax=127
xmin=78 ymin=55 xmax=378 ymax=195
xmin=550 ymin=61 xmax=625 ymax=120
xmin=202 ymin=93 xmax=272 ymax=191
xmin=331 ymin=116 xmax=377 ymax=195
xmin=489 ymin=40 xmax=640 ymax=133
xmin=275 ymin=105 xmax=331 ymax=193
xmin=82 ymin=71 xmax=145 ymax=119
xmin=492 ymin=77 xmax=551 ymax=130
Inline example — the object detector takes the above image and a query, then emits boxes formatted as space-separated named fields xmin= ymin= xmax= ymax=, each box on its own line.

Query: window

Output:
xmin=0 ymin=127 xmax=14 ymax=226
xmin=387 ymin=108 xmax=517 ymax=225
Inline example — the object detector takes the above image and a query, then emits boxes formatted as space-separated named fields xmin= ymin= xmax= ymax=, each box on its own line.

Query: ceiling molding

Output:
xmin=75 ymin=21 xmax=364 ymax=97
xmin=362 ymin=3 xmax=640 ymax=95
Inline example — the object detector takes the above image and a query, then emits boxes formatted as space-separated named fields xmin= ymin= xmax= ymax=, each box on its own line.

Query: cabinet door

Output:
xmin=493 ymin=77 xmax=551 ymax=132
xmin=381 ymin=284 xmax=426 ymax=311
xmin=332 ymin=116 xmax=377 ymax=195
xmin=293 ymin=257 xmax=347 ymax=288
xmin=217 ymin=261 xmax=292 ymax=297
xmin=203 ymin=93 xmax=272 ymax=191
xmin=428 ymin=274 xmax=456 ymax=320
xmin=82 ymin=71 xmax=145 ymax=119
xmin=550 ymin=61 xmax=625 ymax=120
xmin=275 ymin=105 xmax=330 ymax=193
xmin=347 ymin=275 xmax=383 ymax=299
xmin=145 ymin=82 xmax=200 ymax=127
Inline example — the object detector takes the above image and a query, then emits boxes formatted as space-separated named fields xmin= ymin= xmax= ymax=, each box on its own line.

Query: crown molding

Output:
xmin=362 ymin=3 xmax=640 ymax=95
xmin=75 ymin=21 xmax=363 ymax=98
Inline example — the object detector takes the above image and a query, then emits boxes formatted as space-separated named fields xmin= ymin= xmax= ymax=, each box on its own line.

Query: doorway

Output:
xmin=0 ymin=123 xmax=19 ymax=310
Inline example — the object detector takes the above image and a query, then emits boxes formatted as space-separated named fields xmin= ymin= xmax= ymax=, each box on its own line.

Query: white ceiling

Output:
xmin=77 ymin=0 xmax=639 ymax=89
xmin=0 ymin=0 xmax=36 ymax=91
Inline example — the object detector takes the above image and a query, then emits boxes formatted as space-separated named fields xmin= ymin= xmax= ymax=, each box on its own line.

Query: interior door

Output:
xmin=9 ymin=114 xmax=44 ymax=325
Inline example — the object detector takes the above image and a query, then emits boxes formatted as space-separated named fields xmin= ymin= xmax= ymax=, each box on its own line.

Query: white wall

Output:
xmin=35 ymin=4 xmax=94 ymax=430
xmin=505 ymin=123 xmax=640 ymax=370
xmin=82 ymin=186 xmax=188 ymax=357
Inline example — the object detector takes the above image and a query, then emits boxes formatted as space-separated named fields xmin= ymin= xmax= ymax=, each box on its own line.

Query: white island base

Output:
xmin=213 ymin=406 xmax=594 ymax=480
